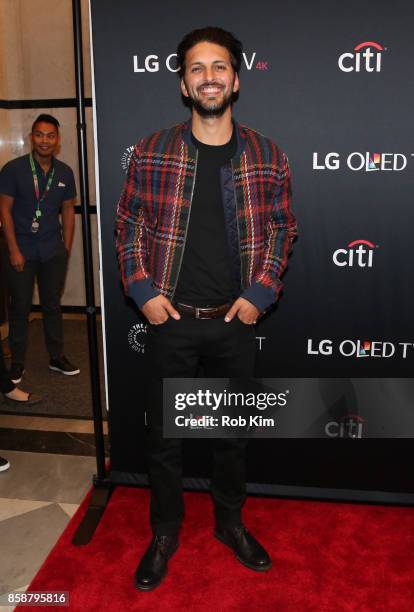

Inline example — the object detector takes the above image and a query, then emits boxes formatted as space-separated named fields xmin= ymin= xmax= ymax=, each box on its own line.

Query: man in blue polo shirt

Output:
xmin=0 ymin=114 xmax=80 ymax=382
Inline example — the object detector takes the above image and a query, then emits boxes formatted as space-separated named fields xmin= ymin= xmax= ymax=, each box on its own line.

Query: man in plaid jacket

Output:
xmin=116 ymin=26 xmax=297 ymax=591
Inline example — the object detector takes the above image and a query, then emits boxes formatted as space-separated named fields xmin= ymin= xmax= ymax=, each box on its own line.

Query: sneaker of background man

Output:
xmin=0 ymin=456 xmax=10 ymax=472
xmin=49 ymin=355 xmax=80 ymax=376
xmin=9 ymin=362 xmax=24 ymax=384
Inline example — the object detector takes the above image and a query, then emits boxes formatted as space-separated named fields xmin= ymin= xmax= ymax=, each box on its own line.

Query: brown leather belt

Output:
xmin=175 ymin=302 xmax=230 ymax=320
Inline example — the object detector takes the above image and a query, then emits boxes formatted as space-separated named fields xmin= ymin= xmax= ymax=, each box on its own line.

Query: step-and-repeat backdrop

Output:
xmin=90 ymin=0 xmax=414 ymax=496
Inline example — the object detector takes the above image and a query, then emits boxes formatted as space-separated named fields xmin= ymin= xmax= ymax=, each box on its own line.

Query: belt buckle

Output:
xmin=195 ymin=307 xmax=211 ymax=320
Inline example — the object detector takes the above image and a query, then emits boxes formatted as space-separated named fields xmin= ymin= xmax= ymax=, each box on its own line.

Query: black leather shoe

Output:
xmin=214 ymin=525 xmax=272 ymax=571
xmin=134 ymin=535 xmax=179 ymax=591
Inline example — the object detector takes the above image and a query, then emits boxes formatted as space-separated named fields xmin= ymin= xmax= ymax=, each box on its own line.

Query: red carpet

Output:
xmin=21 ymin=487 xmax=414 ymax=611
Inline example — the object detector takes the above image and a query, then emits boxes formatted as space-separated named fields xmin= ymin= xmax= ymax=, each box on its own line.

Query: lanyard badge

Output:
xmin=29 ymin=153 xmax=55 ymax=233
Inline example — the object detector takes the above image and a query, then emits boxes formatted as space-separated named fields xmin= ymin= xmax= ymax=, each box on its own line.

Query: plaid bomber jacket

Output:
xmin=115 ymin=120 xmax=297 ymax=312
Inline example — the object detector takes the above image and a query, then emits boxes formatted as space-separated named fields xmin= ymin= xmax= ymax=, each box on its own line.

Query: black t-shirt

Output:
xmin=174 ymin=129 xmax=237 ymax=306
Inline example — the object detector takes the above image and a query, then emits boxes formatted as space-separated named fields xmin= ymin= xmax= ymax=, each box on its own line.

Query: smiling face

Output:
xmin=180 ymin=41 xmax=240 ymax=118
xmin=31 ymin=121 xmax=59 ymax=159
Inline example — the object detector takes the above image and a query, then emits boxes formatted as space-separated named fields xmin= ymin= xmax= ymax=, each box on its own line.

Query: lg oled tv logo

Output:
xmin=338 ymin=41 xmax=386 ymax=72
xmin=307 ymin=339 xmax=414 ymax=359
xmin=313 ymin=152 xmax=413 ymax=172
xmin=133 ymin=52 xmax=268 ymax=73
xmin=333 ymin=240 xmax=378 ymax=268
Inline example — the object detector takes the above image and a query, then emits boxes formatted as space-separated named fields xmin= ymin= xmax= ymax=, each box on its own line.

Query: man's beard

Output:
xmin=190 ymin=93 xmax=233 ymax=118
xmin=187 ymin=81 xmax=234 ymax=117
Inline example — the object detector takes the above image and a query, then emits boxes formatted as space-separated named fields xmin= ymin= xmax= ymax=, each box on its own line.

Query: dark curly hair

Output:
xmin=176 ymin=26 xmax=243 ymax=78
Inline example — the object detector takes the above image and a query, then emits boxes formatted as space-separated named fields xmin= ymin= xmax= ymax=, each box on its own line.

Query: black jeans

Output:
xmin=145 ymin=315 xmax=256 ymax=536
xmin=6 ymin=245 xmax=68 ymax=364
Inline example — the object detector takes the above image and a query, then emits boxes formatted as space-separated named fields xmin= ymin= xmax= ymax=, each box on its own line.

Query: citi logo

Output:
xmin=313 ymin=152 xmax=412 ymax=172
xmin=325 ymin=415 xmax=365 ymax=439
xmin=338 ymin=41 xmax=385 ymax=72
xmin=133 ymin=52 xmax=263 ymax=73
xmin=333 ymin=240 xmax=377 ymax=268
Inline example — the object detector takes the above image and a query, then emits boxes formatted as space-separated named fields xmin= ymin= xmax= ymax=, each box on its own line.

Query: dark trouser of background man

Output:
xmin=5 ymin=243 xmax=69 ymax=382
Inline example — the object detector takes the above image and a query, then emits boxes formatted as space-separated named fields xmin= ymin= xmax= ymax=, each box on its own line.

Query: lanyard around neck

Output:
xmin=29 ymin=153 xmax=55 ymax=209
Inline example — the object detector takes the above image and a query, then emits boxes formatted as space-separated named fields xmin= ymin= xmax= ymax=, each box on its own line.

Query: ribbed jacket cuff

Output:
xmin=127 ymin=278 xmax=160 ymax=309
xmin=241 ymin=281 xmax=280 ymax=312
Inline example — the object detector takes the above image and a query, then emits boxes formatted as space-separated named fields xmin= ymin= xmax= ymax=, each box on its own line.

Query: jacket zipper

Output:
xmin=171 ymin=149 xmax=198 ymax=300
xmin=231 ymin=158 xmax=243 ymax=291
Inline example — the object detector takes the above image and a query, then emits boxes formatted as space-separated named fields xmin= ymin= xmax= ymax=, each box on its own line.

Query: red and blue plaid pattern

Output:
xmin=116 ymin=121 xmax=297 ymax=310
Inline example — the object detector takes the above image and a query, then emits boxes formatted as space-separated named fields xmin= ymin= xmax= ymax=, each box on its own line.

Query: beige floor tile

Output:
xmin=58 ymin=502 xmax=80 ymax=518
xmin=0 ymin=503 xmax=71 ymax=593
xmin=0 ymin=497 xmax=52 ymax=521
xmin=0 ymin=584 xmax=30 ymax=611
xmin=0 ymin=450 xmax=95 ymax=504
